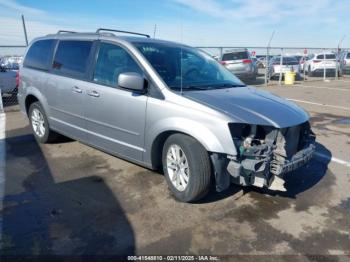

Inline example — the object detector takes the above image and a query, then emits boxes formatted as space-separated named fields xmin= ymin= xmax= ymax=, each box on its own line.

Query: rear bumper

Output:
xmin=341 ymin=66 xmax=350 ymax=72
xmin=231 ymin=71 xmax=256 ymax=79
xmin=17 ymin=92 xmax=26 ymax=115
xmin=312 ymin=68 xmax=336 ymax=73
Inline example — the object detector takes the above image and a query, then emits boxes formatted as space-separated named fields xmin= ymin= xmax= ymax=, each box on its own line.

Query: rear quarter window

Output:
xmin=23 ymin=39 xmax=56 ymax=70
xmin=316 ymin=54 xmax=336 ymax=59
xmin=52 ymin=40 xmax=93 ymax=78
xmin=325 ymin=54 xmax=335 ymax=59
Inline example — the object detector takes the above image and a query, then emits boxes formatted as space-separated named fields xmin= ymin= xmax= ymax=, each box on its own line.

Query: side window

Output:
xmin=23 ymin=39 xmax=55 ymax=70
xmin=52 ymin=40 xmax=92 ymax=78
xmin=93 ymin=43 xmax=143 ymax=87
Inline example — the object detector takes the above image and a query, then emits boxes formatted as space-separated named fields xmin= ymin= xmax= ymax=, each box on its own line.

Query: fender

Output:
xmin=144 ymin=116 xmax=237 ymax=165
xmin=24 ymin=87 xmax=50 ymax=118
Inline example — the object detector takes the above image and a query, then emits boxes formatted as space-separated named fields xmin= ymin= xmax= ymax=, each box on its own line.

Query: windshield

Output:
xmin=134 ymin=42 xmax=245 ymax=91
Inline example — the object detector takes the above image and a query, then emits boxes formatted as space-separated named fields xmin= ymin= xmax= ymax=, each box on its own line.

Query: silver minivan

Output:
xmin=220 ymin=49 xmax=257 ymax=81
xmin=18 ymin=29 xmax=315 ymax=202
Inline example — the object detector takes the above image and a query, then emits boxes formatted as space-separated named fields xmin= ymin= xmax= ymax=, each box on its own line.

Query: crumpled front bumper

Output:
xmin=224 ymin=140 xmax=315 ymax=192
xmin=210 ymin=125 xmax=316 ymax=193
xmin=271 ymin=143 xmax=315 ymax=177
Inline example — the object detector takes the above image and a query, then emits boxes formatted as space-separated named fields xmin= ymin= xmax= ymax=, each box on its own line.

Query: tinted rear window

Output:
xmin=23 ymin=39 xmax=55 ymax=70
xmin=52 ymin=40 xmax=92 ymax=77
xmin=272 ymin=57 xmax=299 ymax=65
xmin=222 ymin=51 xmax=248 ymax=61
xmin=316 ymin=54 xmax=336 ymax=59
xmin=347 ymin=53 xmax=350 ymax=59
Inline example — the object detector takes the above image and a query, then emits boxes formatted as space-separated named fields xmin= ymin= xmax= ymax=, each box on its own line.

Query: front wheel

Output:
xmin=162 ymin=134 xmax=212 ymax=202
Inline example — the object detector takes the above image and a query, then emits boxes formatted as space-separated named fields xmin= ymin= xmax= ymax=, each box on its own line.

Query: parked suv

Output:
xmin=339 ymin=51 xmax=350 ymax=74
xmin=268 ymin=56 xmax=301 ymax=79
xmin=18 ymin=29 xmax=315 ymax=202
xmin=304 ymin=52 xmax=337 ymax=76
xmin=220 ymin=49 xmax=257 ymax=81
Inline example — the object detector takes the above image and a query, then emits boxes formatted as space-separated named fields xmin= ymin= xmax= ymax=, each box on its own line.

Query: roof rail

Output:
xmin=57 ymin=30 xmax=77 ymax=34
xmin=96 ymin=28 xmax=150 ymax=38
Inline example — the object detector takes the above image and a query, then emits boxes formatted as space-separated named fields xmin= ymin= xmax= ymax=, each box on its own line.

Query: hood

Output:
xmin=184 ymin=86 xmax=309 ymax=128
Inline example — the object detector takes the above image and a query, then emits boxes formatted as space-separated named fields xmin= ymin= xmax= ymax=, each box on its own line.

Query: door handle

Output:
xmin=73 ymin=86 xmax=82 ymax=93
xmin=87 ymin=90 xmax=100 ymax=97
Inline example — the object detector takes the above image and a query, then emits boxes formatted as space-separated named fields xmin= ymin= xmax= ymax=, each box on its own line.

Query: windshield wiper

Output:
xmin=213 ymin=83 xmax=246 ymax=88
xmin=169 ymin=83 xmax=246 ymax=91
xmin=169 ymin=85 xmax=209 ymax=91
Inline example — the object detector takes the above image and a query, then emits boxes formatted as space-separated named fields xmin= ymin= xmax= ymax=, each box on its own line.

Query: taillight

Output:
xmin=16 ymin=71 xmax=20 ymax=88
xmin=220 ymin=61 xmax=227 ymax=65
xmin=242 ymin=59 xmax=252 ymax=64
xmin=313 ymin=60 xmax=321 ymax=63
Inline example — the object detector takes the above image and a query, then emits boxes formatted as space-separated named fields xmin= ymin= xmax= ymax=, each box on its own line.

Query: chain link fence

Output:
xmin=1 ymin=44 xmax=350 ymax=113
xmin=197 ymin=46 xmax=350 ymax=87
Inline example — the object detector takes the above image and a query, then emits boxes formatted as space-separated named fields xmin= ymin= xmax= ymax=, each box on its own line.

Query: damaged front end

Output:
xmin=211 ymin=122 xmax=315 ymax=192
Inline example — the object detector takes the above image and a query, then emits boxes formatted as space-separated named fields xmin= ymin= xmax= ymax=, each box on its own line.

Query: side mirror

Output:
xmin=118 ymin=72 xmax=144 ymax=91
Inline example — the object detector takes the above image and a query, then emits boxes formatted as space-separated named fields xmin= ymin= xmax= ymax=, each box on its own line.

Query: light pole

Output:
xmin=265 ymin=30 xmax=275 ymax=87
xmin=21 ymin=14 xmax=28 ymax=46
xmin=336 ymin=35 xmax=346 ymax=80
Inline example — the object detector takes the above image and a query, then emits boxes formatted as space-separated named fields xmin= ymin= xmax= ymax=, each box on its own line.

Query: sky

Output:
xmin=0 ymin=0 xmax=349 ymax=54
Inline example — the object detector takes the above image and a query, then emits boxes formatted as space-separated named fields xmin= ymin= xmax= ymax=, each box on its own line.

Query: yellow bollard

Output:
xmin=284 ymin=71 xmax=296 ymax=85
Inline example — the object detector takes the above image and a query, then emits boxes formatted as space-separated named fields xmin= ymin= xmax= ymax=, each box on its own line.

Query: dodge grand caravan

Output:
xmin=18 ymin=29 xmax=315 ymax=202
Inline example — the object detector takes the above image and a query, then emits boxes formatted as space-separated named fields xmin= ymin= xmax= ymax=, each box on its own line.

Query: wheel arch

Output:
xmin=148 ymin=118 xmax=231 ymax=170
xmin=23 ymin=88 xmax=50 ymax=117
xmin=25 ymin=94 xmax=39 ymax=115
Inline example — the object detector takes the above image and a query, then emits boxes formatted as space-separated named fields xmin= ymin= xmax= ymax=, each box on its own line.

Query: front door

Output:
xmin=84 ymin=42 xmax=147 ymax=162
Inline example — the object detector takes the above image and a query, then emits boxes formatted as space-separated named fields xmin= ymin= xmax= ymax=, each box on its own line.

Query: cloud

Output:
xmin=171 ymin=0 xmax=341 ymax=23
xmin=0 ymin=0 xmax=45 ymax=15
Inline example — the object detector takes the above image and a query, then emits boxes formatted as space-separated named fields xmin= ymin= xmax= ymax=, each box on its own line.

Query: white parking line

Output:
xmin=287 ymin=99 xmax=350 ymax=111
xmin=299 ymin=85 xmax=350 ymax=91
xmin=0 ymin=112 xmax=6 ymax=243
xmin=335 ymin=79 xmax=350 ymax=83
xmin=314 ymin=152 xmax=350 ymax=168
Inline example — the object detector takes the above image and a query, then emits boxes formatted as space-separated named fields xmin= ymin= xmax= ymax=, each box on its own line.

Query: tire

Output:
xmin=28 ymin=102 xmax=59 ymax=143
xmin=308 ymin=67 xmax=313 ymax=77
xmin=162 ymin=133 xmax=212 ymax=202
xmin=338 ymin=70 xmax=343 ymax=77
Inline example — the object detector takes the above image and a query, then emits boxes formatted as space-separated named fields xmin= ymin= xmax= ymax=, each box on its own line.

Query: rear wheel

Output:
xmin=308 ymin=66 xmax=313 ymax=77
xmin=162 ymin=134 xmax=212 ymax=202
xmin=338 ymin=69 xmax=343 ymax=77
xmin=29 ymin=102 xmax=59 ymax=143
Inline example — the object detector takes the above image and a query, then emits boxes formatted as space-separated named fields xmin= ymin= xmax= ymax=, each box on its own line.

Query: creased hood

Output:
xmin=184 ymin=86 xmax=309 ymax=128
